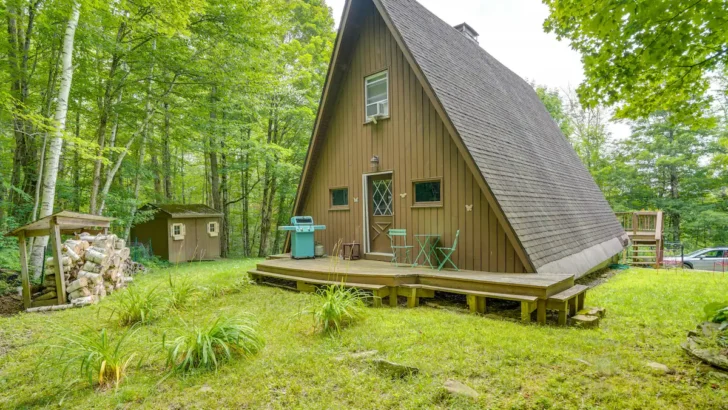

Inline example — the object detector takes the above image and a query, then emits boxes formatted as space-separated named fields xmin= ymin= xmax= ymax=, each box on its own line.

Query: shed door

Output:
xmin=367 ymin=174 xmax=394 ymax=253
xmin=196 ymin=218 xmax=221 ymax=259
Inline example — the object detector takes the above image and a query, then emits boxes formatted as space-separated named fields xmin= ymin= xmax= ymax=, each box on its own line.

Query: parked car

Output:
xmin=663 ymin=247 xmax=728 ymax=271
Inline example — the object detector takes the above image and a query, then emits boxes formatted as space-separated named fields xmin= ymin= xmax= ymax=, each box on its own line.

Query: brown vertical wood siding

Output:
xmin=301 ymin=4 xmax=526 ymax=273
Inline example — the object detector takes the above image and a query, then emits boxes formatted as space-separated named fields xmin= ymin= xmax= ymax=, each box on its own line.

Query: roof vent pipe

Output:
xmin=453 ymin=22 xmax=479 ymax=43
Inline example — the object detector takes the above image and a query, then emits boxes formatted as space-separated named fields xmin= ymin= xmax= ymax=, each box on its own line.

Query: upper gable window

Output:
xmin=365 ymin=71 xmax=389 ymax=120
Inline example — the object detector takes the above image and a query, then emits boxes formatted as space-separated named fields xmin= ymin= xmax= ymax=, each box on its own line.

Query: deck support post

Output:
xmin=467 ymin=295 xmax=478 ymax=313
xmin=557 ymin=301 xmax=568 ymax=326
xmin=296 ymin=281 xmax=316 ymax=293
xmin=476 ymin=296 xmax=486 ymax=314
xmin=568 ymin=298 xmax=577 ymax=316
xmin=406 ymin=288 xmax=418 ymax=308
xmin=577 ymin=293 xmax=585 ymax=311
xmin=389 ymin=287 xmax=398 ymax=307
xmin=537 ymin=299 xmax=546 ymax=324
xmin=520 ymin=301 xmax=532 ymax=322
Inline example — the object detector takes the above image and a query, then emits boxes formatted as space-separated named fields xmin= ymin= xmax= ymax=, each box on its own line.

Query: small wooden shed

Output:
xmin=130 ymin=204 xmax=223 ymax=263
xmin=4 ymin=211 xmax=114 ymax=309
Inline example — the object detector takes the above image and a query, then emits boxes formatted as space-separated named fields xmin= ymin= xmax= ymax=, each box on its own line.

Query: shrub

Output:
xmin=163 ymin=316 xmax=264 ymax=373
xmin=705 ymin=302 xmax=728 ymax=327
xmin=55 ymin=327 xmax=139 ymax=389
xmin=303 ymin=284 xmax=367 ymax=334
xmin=167 ymin=273 xmax=196 ymax=309
xmin=114 ymin=286 xmax=161 ymax=326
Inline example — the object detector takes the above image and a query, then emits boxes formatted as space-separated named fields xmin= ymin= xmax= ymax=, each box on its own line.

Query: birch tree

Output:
xmin=29 ymin=1 xmax=80 ymax=277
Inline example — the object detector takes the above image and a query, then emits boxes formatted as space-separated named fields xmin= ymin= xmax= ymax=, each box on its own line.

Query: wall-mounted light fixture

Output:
xmin=370 ymin=155 xmax=380 ymax=172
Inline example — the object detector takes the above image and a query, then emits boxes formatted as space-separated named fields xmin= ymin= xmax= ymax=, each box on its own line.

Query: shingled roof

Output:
xmin=374 ymin=0 xmax=627 ymax=273
xmin=142 ymin=204 xmax=223 ymax=219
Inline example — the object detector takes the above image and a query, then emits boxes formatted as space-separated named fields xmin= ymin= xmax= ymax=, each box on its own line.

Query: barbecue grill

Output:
xmin=279 ymin=216 xmax=326 ymax=259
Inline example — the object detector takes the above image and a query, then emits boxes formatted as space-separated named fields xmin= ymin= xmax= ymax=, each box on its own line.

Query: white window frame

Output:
xmin=171 ymin=223 xmax=186 ymax=241
xmin=365 ymin=70 xmax=389 ymax=121
xmin=207 ymin=221 xmax=219 ymax=237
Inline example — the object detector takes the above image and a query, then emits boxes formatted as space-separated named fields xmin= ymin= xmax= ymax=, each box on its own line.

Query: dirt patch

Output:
xmin=0 ymin=294 xmax=22 ymax=316
xmin=577 ymin=267 xmax=623 ymax=288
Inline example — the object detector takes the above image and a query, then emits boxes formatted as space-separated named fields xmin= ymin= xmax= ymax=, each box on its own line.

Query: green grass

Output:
xmin=1 ymin=260 xmax=727 ymax=408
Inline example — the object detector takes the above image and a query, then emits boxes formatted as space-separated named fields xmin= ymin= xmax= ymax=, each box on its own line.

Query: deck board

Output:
xmin=256 ymin=255 xmax=574 ymax=298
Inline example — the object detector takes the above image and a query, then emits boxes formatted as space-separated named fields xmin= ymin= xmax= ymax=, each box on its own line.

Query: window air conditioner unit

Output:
xmin=370 ymin=102 xmax=387 ymax=124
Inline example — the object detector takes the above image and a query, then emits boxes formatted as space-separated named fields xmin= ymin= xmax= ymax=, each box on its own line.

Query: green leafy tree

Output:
xmin=543 ymin=0 xmax=728 ymax=123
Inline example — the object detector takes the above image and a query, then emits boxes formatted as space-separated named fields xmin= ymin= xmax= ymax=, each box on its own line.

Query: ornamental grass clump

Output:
xmin=167 ymin=273 xmax=196 ymax=309
xmin=304 ymin=284 xmax=367 ymax=334
xmin=54 ymin=327 xmax=140 ymax=390
xmin=114 ymin=286 xmax=161 ymax=326
xmin=163 ymin=316 xmax=264 ymax=373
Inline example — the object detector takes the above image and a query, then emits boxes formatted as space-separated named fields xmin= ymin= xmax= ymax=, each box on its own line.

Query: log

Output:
xmin=68 ymin=287 xmax=91 ymax=300
xmin=46 ymin=256 xmax=72 ymax=267
xmin=71 ymin=295 xmax=97 ymax=307
xmin=85 ymin=249 xmax=107 ymax=265
xmin=66 ymin=277 xmax=89 ymax=293
xmin=82 ymin=261 xmax=101 ymax=273
xmin=115 ymin=239 xmax=126 ymax=250
xmin=63 ymin=247 xmax=81 ymax=262
xmin=26 ymin=304 xmax=74 ymax=313
xmin=35 ymin=291 xmax=57 ymax=301
xmin=78 ymin=271 xmax=102 ymax=284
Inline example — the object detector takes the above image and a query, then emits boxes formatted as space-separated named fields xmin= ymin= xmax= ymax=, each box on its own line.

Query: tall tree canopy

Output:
xmin=543 ymin=0 xmax=728 ymax=122
xmin=0 ymin=0 xmax=335 ymax=267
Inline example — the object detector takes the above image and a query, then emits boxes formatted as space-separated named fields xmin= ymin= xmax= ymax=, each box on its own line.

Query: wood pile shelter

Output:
xmin=130 ymin=204 xmax=223 ymax=263
xmin=4 ymin=211 xmax=113 ymax=309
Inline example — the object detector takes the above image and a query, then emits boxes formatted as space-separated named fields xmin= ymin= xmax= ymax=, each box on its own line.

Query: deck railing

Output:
xmin=615 ymin=211 xmax=664 ymax=265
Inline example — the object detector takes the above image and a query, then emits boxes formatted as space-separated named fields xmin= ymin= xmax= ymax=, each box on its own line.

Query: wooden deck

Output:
xmin=251 ymin=255 xmax=584 ymax=324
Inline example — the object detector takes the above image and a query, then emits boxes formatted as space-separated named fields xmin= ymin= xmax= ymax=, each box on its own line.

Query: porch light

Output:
xmin=370 ymin=155 xmax=380 ymax=172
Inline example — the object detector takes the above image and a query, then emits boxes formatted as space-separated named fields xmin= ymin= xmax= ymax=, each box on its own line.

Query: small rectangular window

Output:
xmin=365 ymin=71 xmax=389 ymax=120
xmin=330 ymin=188 xmax=349 ymax=208
xmin=171 ymin=223 xmax=186 ymax=240
xmin=207 ymin=221 xmax=219 ymax=237
xmin=413 ymin=179 xmax=442 ymax=205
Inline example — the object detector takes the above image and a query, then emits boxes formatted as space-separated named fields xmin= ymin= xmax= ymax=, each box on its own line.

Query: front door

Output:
xmin=367 ymin=174 xmax=394 ymax=253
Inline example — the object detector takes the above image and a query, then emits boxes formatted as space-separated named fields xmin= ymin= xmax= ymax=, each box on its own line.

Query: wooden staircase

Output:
xmin=616 ymin=211 xmax=664 ymax=267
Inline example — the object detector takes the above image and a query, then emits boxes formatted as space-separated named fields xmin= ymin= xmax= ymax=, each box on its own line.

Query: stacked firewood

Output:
xmin=35 ymin=232 xmax=138 ymax=306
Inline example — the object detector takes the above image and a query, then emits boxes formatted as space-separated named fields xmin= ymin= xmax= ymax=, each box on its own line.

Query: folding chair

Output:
xmin=388 ymin=229 xmax=413 ymax=266
xmin=437 ymin=230 xmax=460 ymax=271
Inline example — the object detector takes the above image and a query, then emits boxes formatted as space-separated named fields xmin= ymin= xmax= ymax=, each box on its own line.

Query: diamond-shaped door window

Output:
xmin=372 ymin=179 xmax=393 ymax=216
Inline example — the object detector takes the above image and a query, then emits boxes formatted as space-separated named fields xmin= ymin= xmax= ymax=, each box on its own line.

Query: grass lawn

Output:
xmin=1 ymin=259 xmax=727 ymax=409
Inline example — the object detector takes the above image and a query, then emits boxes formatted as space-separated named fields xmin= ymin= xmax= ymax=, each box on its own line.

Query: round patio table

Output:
xmin=413 ymin=234 xmax=441 ymax=268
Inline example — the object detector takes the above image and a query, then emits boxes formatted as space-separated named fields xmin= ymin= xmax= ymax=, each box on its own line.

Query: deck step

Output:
xmin=547 ymin=284 xmax=588 ymax=302
xmin=399 ymin=283 xmax=538 ymax=302
xmin=248 ymin=269 xmax=388 ymax=291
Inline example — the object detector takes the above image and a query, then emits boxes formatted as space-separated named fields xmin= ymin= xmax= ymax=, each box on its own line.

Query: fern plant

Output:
xmin=167 ymin=273 xmax=196 ymax=309
xmin=303 ymin=284 xmax=367 ymax=334
xmin=114 ymin=286 xmax=161 ymax=326
xmin=54 ymin=327 xmax=140 ymax=390
xmin=163 ymin=316 xmax=264 ymax=373
xmin=705 ymin=302 xmax=728 ymax=330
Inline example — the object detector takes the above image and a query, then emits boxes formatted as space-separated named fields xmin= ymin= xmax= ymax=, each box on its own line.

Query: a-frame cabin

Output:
xmin=288 ymin=0 xmax=627 ymax=277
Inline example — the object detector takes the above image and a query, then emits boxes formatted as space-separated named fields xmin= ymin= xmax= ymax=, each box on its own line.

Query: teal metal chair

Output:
xmin=437 ymin=230 xmax=460 ymax=271
xmin=388 ymin=229 xmax=413 ymax=266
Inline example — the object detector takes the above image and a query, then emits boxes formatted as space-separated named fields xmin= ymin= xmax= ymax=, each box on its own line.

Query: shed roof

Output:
xmin=5 ymin=211 xmax=114 ymax=237
xmin=295 ymin=0 xmax=627 ymax=275
xmin=143 ymin=204 xmax=223 ymax=219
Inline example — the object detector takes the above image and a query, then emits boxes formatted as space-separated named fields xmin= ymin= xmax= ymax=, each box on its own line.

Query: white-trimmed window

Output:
xmin=171 ymin=223 xmax=186 ymax=241
xmin=207 ymin=221 xmax=219 ymax=237
xmin=365 ymin=71 xmax=389 ymax=120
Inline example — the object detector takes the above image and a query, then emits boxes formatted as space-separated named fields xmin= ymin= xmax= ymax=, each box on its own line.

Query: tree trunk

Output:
xmin=241 ymin=131 xmax=250 ymax=257
xmin=125 ymin=36 xmax=156 ymax=238
xmin=90 ymin=21 xmax=126 ymax=215
xmin=163 ymin=102 xmax=172 ymax=200
xmin=29 ymin=2 xmax=80 ymax=278
xmin=221 ymin=141 xmax=229 ymax=257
